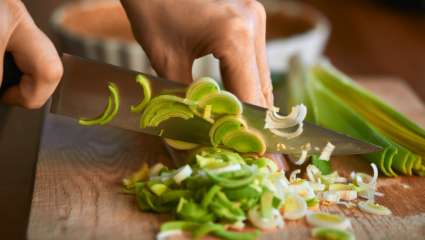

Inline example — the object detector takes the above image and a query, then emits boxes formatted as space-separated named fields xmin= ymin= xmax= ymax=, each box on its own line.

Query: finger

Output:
xmin=2 ymin=3 xmax=62 ymax=109
xmin=213 ymin=21 xmax=268 ymax=107
xmin=252 ymin=1 xmax=274 ymax=108
xmin=148 ymin=49 xmax=194 ymax=84
xmin=0 ymin=0 xmax=24 ymax=86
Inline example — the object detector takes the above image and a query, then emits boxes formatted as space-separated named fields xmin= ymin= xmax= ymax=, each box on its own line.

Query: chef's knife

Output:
xmin=2 ymin=53 xmax=381 ymax=155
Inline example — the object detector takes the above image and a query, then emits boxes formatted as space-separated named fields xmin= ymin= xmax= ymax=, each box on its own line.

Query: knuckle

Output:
xmin=20 ymin=82 xmax=51 ymax=109
xmin=21 ymin=57 xmax=63 ymax=109
xmin=252 ymin=1 xmax=267 ymax=21
xmin=223 ymin=18 xmax=252 ymax=45
xmin=36 ymin=56 xmax=63 ymax=86
xmin=20 ymin=95 xmax=46 ymax=109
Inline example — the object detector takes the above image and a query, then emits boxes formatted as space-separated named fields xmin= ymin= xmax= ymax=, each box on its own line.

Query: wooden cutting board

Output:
xmin=27 ymin=79 xmax=425 ymax=240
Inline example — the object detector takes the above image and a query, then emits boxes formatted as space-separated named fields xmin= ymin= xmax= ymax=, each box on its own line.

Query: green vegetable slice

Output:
xmin=79 ymin=82 xmax=119 ymax=125
xmin=311 ymin=227 xmax=355 ymax=240
xmin=150 ymin=183 xmax=168 ymax=196
xmin=186 ymin=77 xmax=220 ymax=102
xmin=201 ymin=185 xmax=221 ymax=208
xmin=210 ymin=191 xmax=246 ymax=222
xmin=140 ymin=95 xmax=194 ymax=128
xmin=306 ymin=197 xmax=320 ymax=208
xmin=198 ymin=91 xmax=243 ymax=115
xmin=164 ymin=138 xmax=199 ymax=150
xmin=358 ymin=201 xmax=392 ymax=215
xmin=260 ymin=191 xmax=274 ymax=219
xmin=212 ymin=229 xmax=260 ymax=240
xmin=222 ymin=129 xmax=266 ymax=155
xmin=160 ymin=221 xmax=199 ymax=232
xmin=160 ymin=190 xmax=192 ymax=203
xmin=209 ymin=115 xmax=247 ymax=147
xmin=148 ymin=104 xmax=194 ymax=127
xmin=192 ymin=222 xmax=224 ymax=239
xmin=130 ymin=74 xmax=151 ymax=112
xmin=176 ymin=198 xmax=214 ymax=222
xmin=312 ymin=155 xmax=332 ymax=175
xmin=206 ymin=169 xmax=255 ymax=189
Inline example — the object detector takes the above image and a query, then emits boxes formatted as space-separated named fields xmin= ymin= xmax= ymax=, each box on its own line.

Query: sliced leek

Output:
xmin=130 ymin=74 xmax=151 ymax=112
xmin=311 ymin=227 xmax=355 ymax=240
xmin=306 ymin=212 xmax=351 ymax=230
xmin=79 ymin=82 xmax=119 ymax=126
xmin=358 ymin=201 xmax=392 ymax=215
xmin=283 ymin=193 xmax=307 ymax=220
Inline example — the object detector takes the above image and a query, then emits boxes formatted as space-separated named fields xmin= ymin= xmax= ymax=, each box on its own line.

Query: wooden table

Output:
xmin=28 ymin=79 xmax=425 ymax=239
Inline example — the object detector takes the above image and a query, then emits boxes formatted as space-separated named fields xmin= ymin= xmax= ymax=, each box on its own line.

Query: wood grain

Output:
xmin=28 ymin=80 xmax=425 ymax=240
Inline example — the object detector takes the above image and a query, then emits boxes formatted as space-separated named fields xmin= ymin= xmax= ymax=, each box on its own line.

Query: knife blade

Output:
xmin=48 ymin=53 xmax=381 ymax=155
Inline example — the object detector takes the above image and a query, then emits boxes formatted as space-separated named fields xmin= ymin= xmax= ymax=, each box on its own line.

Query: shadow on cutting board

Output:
xmin=0 ymin=103 xmax=46 ymax=240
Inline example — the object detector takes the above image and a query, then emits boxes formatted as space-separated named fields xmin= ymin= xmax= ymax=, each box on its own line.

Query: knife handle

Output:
xmin=1 ymin=52 xmax=22 ymax=95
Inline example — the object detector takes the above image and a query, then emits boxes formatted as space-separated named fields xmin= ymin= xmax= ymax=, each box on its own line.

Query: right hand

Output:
xmin=121 ymin=0 xmax=273 ymax=108
xmin=0 ymin=0 xmax=62 ymax=109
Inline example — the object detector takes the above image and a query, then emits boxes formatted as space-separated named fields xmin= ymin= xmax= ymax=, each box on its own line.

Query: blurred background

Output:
xmin=21 ymin=0 xmax=425 ymax=101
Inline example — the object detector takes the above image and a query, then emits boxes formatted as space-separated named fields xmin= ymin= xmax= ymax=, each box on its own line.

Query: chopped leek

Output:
xmin=283 ymin=193 xmax=307 ymax=220
xmin=358 ymin=201 xmax=392 ymax=215
xmin=123 ymin=146 xmax=393 ymax=239
xmin=79 ymin=82 xmax=119 ymax=126
xmin=311 ymin=227 xmax=355 ymax=240
xmin=209 ymin=116 xmax=247 ymax=147
xmin=265 ymin=105 xmax=306 ymax=139
xmin=306 ymin=212 xmax=351 ymax=230
xmin=198 ymin=91 xmax=243 ymax=115
xmin=164 ymin=138 xmax=199 ymax=150
xmin=130 ymin=74 xmax=151 ymax=112
xmin=186 ymin=77 xmax=220 ymax=102
xmin=140 ymin=95 xmax=194 ymax=128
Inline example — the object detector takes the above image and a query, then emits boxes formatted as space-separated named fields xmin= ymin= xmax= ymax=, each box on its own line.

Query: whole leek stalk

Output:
xmin=287 ymin=58 xmax=425 ymax=176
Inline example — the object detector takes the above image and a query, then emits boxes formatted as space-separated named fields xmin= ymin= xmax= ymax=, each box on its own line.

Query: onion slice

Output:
xmin=173 ymin=165 xmax=192 ymax=184
xmin=306 ymin=212 xmax=351 ymax=230
xmin=208 ymin=163 xmax=241 ymax=174
xmin=311 ymin=227 xmax=355 ymax=240
xmin=289 ymin=169 xmax=301 ymax=182
xmin=156 ymin=230 xmax=184 ymax=240
xmin=318 ymin=142 xmax=335 ymax=161
xmin=283 ymin=193 xmax=307 ymax=220
xmin=292 ymin=150 xmax=309 ymax=165
xmin=149 ymin=163 xmax=165 ymax=177
xmin=265 ymin=104 xmax=307 ymax=139
xmin=358 ymin=201 xmax=392 ymax=215
xmin=248 ymin=206 xmax=276 ymax=230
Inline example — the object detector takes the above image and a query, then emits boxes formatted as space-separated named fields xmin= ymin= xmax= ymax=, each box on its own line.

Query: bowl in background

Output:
xmin=262 ymin=0 xmax=330 ymax=73
xmin=51 ymin=0 xmax=330 ymax=80
xmin=51 ymin=0 xmax=153 ymax=73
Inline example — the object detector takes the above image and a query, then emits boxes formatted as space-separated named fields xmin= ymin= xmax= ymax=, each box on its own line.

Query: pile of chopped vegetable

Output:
xmin=286 ymin=57 xmax=425 ymax=176
xmin=123 ymin=145 xmax=390 ymax=240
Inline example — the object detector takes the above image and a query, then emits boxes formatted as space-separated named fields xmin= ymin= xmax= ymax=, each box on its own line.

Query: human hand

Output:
xmin=0 ymin=0 xmax=62 ymax=108
xmin=121 ymin=0 xmax=273 ymax=108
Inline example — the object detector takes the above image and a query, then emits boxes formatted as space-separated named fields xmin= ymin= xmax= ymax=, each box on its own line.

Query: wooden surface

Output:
xmin=28 ymin=79 xmax=425 ymax=240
